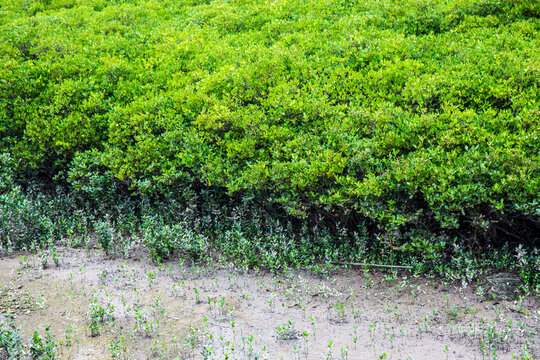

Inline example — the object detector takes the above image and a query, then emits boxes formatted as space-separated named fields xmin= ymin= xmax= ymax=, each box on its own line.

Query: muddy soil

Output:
xmin=0 ymin=248 xmax=538 ymax=359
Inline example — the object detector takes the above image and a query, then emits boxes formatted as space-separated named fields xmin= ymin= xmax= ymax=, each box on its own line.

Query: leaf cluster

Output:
xmin=0 ymin=0 xmax=538 ymax=266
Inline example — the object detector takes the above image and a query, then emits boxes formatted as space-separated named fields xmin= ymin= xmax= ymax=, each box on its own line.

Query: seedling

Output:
xmin=276 ymin=319 xmax=298 ymax=340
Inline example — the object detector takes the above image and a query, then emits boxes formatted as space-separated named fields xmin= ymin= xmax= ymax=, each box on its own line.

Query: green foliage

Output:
xmin=1 ymin=0 xmax=538 ymax=238
xmin=0 ymin=153 xmax=15 ymax=194
xmin=0 ymin=0 xmax=538 ymax=289
xmin=0 ymin=314 xmax=24 ymax=360
xmin=94 ymin=216 xmax=121 ymax=254
xmin=0 ymin=154 xmax=50 ymax=252
xmin=88 ymin=297 xmax=115 ymax=337
xmin=30 ymin=327 xmax=57 ymax=360
xmin=67 ymin=152 xmax=120 ymax=205
xmin=142 ymin=215 xmax=207 ymax=262
xmin=0 ymin=187 xmax=54 ymax=252
xmin=142 ymin=216 xmax=180 ymax=262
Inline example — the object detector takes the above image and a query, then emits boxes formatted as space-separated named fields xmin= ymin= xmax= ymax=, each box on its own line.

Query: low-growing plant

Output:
xmin=29 ymin=326 xmax=57 ymax=360
xmin=276 ymin=319 xmax=299 ymax=341
xmin=0 ymin=314 xmax=24 ymax=360
xmin=88 ymin=297 xmax=114 ymax=337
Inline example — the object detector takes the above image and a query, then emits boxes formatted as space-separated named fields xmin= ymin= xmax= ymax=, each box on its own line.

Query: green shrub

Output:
xmin=142 ymin=215 xmax=208 ymax=262
xmin=94 ymin=216 xmax=120 ymax=254
xmin=142 ymin=216 xmax=178 ymax=262
xmin=0 ymin=0 xmax=538 ymax=287
xmin=0 ymin=153 xmax=15 ymax=194
xmin=0 ymin=314 xmax=24 ymax=360
xmin=30 ymin=327 xmax=57 ymax=360
xmin=0 ymin=187 xmax=54 ymax=253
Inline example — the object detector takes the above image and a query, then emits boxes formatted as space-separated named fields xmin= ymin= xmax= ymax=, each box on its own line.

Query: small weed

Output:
xmin=30 ymin=326 xmax=57 ymax=360
xmin=88 ymin=297 xmax=114 ymax=337
xmin=0 ymin=314 xmax=24 ymax=359
xmin=276 ymin=319 xmax=299 ymax=340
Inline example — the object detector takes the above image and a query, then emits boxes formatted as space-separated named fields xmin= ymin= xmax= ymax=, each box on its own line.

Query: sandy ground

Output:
xmin=1 ymin=247 xmax=538 ymax=360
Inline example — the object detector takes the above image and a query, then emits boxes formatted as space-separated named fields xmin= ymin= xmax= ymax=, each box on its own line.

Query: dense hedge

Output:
xmin=1 ymin=0 xmax=539 ymax=252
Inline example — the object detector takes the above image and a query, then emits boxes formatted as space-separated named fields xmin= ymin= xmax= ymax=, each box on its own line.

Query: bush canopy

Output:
xmin=1 ymin=0 xmax=539 ymax=248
